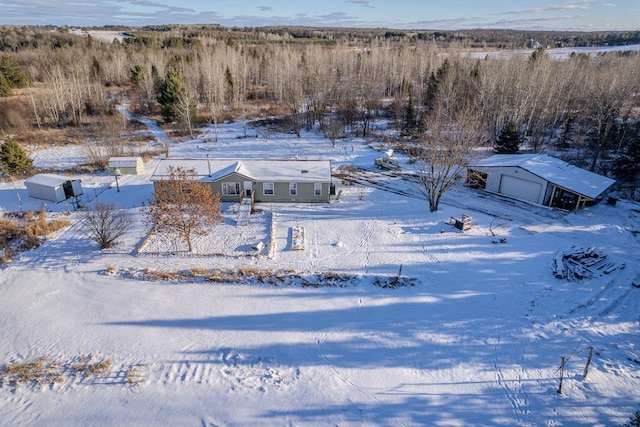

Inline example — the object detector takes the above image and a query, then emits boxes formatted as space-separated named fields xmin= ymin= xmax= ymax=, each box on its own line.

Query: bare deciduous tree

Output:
xmin=324 ymin=115 xmax=344 ymax=147
xmin=145 ymin=166 xmax=223 ymax=252
xmin=81 ymin=203 xmax=133 ymax=250
xmin=413 ymin=106 xmax=484 ymax=212
xmin=175 ymin=88 xmax=198 ymax=138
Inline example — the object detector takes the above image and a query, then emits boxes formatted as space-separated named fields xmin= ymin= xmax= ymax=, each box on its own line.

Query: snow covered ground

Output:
xmin=0 ymin=114 xmax=639 ymax=426
xmin=467 ymin=43 xmax=640 ymax=60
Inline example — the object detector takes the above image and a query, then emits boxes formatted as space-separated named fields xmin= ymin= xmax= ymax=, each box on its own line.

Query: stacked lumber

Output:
xmin=553 ymin=246 xmax=625 ymax=280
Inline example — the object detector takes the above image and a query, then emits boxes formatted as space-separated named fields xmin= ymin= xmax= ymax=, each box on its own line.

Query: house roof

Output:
xmin=151 ymin=158 xmax=332 ymax=183
xmin=25 ymin=174 xmax=70 ymax=187
xmin=472 ymin=154 xmax=615 ymax=199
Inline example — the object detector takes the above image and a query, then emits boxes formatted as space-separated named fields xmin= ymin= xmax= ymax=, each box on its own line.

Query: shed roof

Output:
xmin=108 ymin=157 xmax=142 ymax=167
xmin=472 ymin=154 xmax=615 ymax=199
xmin=151 ymin=158 xmax=332 ymax=183
xmin=25 ymin=174 xmax=70 ymax=187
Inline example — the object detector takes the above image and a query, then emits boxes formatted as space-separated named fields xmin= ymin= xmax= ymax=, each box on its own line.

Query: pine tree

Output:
xmin=401 ymin=95 xmax=419 ymax=137
xmin=614 ymin=133 xmax=640 ymax=182
xmin=130 ymin=64 xmax=146 ymax=85
xmin=0 ymin=71 xmax=12 ymax=97
xmin=529 ymin=47 xmax=546 ymax=65
xmin=494 ymin=120 xmax=521 ymax=154
xmin=0 ymin=139 xmax=33 ymax=176
xmin=158 ymin=68 xmax=187 ymax=123
xmin=424 ymin=59 xmax=450 ymax=109
xmin=92 ymin=56 xmax=103 ymax=79
xmin=0 ymin=53 xmax=30 ymax=88
xmin=224 ymin=66 xmax=234 ymax=105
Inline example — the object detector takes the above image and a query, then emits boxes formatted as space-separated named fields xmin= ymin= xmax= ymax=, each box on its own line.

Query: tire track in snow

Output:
xmin=568 ymin=268 xmax=636 ymax=325
xmin=303 ymin=217 xmax=376 ymax=270
xmin=147 ymin=350 xmax=296 ymax=392
xmin=412 ymin=217 xmax=439 ymax=263
xmin=355 ymin=219 xmax=375 ymax=275
xmin=493 ymin=341 xmax=531 ymax=424
xmin=14 ymin=218 xmax=85 ymax=271
xmin=316 ymin=331 xmax=380 ymax=405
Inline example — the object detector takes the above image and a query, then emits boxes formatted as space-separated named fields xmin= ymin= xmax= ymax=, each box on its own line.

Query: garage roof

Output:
xmin=473 ymin=154 xmax=615 ymax=199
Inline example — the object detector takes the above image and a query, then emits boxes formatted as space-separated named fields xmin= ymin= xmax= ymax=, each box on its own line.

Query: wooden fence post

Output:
xmin=583 ymin=346 xmax=594 ymax=379
xmin=557 ymin=356 xmax=565 ymax=394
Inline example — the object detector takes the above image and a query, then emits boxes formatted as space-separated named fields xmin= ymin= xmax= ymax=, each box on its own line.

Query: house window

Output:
xmin=222 ymin=182 xmax=241 ymax=195
xmin=289 ymin=182 xmax=297 ymax=196
xmin=314 ymin=182 xmax=322 ymax=196
xmin=263 ymin=182 xmax=274 ymax=195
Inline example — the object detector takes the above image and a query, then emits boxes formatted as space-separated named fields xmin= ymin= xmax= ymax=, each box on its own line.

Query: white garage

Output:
xmin=468 ymin=154 xmax=615 ymax=211
xmin=498 ymin=174 xmax=542 ymax=203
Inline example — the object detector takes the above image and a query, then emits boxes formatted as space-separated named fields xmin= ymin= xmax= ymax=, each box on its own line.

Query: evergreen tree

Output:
xmin=614 ymin=133 xmax=640 ymax=182
xmin=401 ymin=95 xmax=419 ymax=137
xmin=0 ymin=53 xmax=30 ymax=88
xmin=224 ymin=66 xmax=234 ymax=105
xmin=0 ymin=139 xmax=33 ymax=176
xmin=0 ymin=71 xmax=12 ymax=97
xmin=529 ymin=47 xmax=546 ymax=65
xmin=424 ymin=59 xmax=450 ymax=109
xmin=158 ymin=69 xmax=187 ymax=123
xmin=92 ymin=56 xmax=103 ymax=79
xmin=494 ymin=120 xmax=521 ymax=154
xmin=151 ymin=64 xmax=160 ymax=83
xmin=130 ymin=64 xmax=145 ymax=85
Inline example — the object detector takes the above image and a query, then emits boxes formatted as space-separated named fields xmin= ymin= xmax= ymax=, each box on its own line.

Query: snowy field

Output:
xmin=0 ymin=114 xmax=639 ymax=426
xmin=467 ymin=43 xmax=640 ymax=60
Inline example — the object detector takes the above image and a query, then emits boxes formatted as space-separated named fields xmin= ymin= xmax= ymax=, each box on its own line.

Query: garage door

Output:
xmin=498 ymin=174 xmax=542 ymax=203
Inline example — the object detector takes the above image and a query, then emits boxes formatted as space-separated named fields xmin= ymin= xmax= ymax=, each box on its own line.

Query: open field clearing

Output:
xmin=0 ymin=114 xmax=639 ymax=426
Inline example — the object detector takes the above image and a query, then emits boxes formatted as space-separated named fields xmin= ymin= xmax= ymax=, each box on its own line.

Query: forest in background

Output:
xmin=0 ymin=25 xmax=639 ymax=197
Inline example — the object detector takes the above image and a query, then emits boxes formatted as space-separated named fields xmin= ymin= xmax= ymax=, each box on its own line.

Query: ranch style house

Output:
xmin=150 ymin=158 xmax=333 ymax=203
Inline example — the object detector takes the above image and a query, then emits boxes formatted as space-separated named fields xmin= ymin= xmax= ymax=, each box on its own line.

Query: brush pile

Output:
xmin=553 ymin=246 xmax=624 ymax=280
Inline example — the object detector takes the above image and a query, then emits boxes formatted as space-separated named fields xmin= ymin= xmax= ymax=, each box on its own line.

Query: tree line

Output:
xmin=0 ymin=26 xmax=639 ymax=194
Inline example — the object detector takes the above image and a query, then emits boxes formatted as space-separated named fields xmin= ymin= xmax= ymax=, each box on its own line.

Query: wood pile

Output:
xmin=553 ymin=246 xmax=624 ymax=280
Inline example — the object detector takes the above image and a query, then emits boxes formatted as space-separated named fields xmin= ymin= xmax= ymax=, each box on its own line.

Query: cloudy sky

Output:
xmin=0 ymin=0 xmax=638 ymax=30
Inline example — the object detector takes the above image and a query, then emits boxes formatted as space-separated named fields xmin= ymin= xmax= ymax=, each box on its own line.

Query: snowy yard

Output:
xmin=0 ymin=117 xmax=639 ymax=426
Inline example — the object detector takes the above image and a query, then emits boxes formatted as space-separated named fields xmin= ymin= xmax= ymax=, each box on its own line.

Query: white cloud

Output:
xmin=346 ymin=0 xmax=373 ymax=8
xmin=505 ymin=3 xmax=591 ymax=15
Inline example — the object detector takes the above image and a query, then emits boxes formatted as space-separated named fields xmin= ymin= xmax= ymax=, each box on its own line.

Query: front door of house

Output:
xmin=243 ymin=181 xmax=253 ymax=197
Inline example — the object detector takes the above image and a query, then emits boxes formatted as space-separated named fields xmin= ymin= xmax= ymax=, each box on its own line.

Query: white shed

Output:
xmin=108 ymin=157 xmax=144 ymax=175
xmin=24 ymin=174 xmax=83 ymax=203
xmin=468 ymin=154 xmax=615 ymax=211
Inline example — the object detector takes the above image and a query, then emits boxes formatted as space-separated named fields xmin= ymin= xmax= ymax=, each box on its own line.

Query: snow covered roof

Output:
xmin=108 ymin=157 xmax=141 ymax=167
xmin=472 ymin=154 xmax=615 ymax=199
xmin=151 ymin=158 xmax=332 ymax=183
xmin=24 ymin=174 xmax=71 ymax=187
